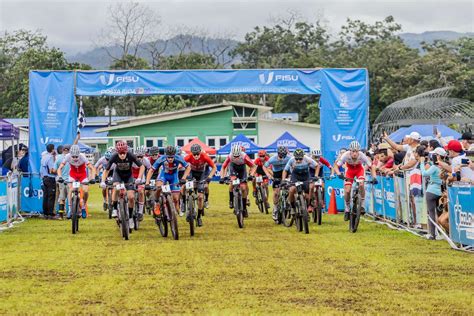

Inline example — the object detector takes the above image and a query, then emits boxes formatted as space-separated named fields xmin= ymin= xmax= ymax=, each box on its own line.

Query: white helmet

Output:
xmin=135 ymin=146 xmax=146 ymax=156
xmin=311 ymin=149 xmax=321 ymax=157
xmin=349 ymin=141 xmax=361 ymax=151
xmin=70 ymin=145 xmax=80 ymax=156
xmin=231 ymin=145 xmax=242 ymax=157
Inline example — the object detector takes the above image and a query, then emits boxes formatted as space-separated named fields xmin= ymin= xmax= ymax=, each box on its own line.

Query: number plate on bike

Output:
xmin=256 ymin=176 xmax=263 ymax=183
xmin=162 ymin=184 xmax=171 ymax=193
xmin=150 ymin=180 xmax=156 ymax=186
xmin=72 ymin=182 xmax=81 ymax=189
xmin=116 ymin=183 xmax=125 ymax=190
xmin=295 ymin=181 xmax=303 ymax=187
xmin=185 ymin=181 xmax=194 ymax=189
xmin=232 ymin=179 xmax=240 ymax=185
xmin=315 ymin=179 xmax=322 ymax=186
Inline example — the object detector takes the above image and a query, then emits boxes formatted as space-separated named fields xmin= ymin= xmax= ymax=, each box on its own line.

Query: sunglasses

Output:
xmin=166 ymin=156 xmax=175 ymax=159
xmin=295 ymin=158 xmax=303 ymax=161
xmin=193 ymin=153 xmax=200 ymax=157
xmin=71 ymin=155 xmax=79 ymax=159
xmin=259 ymin=155 xmax=265 ymax=158
xmin=137 ymin=155 xmax=143 ymax=159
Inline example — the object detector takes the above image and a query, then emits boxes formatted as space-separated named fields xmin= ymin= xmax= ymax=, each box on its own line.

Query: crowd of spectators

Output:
xmin=365 ymin=131 xmax=474 ymax=240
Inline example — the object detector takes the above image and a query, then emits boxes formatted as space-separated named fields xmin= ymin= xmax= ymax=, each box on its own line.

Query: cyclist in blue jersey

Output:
xmin=145 ymin=145 xmax=191 ymax=212
xmin=262 ymin=146 xmax=292 ymax=221
xmin=282 ymin=148 xmax=318 ymax=214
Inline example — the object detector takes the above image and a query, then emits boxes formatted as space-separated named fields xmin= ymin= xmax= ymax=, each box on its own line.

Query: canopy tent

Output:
xmin=181 ymin=138 xmax=216 ymax=155
xmin=388 ymin=124 xmax=461 ymax=142
xmin=217 ymin=134 xmax=263 ymax=155
xmin=0 ymin=119 xmax=19 ymax=140
xmin=78 ymin=142 xmax=95 ymax=154
xmin=264 ymin=131 xmax=310 ymax=153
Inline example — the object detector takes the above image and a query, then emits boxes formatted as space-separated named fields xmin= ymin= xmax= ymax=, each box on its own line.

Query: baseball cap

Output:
xmin=377 ymin=143 xmax=391 ymax=150
xmin=405 ymin=131 xmax=421 ymax=141
xmin=459 ymin=132 xmax=473 ymax=141
xmin=445 ymin=140 xmax=463 ymax=153
xmin=429 ymin=147 xmax=447 ymax=157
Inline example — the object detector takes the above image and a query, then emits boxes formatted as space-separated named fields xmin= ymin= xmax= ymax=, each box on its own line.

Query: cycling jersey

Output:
xmin=337 ymin=151 xmax=372 ymax=184
xmin=264 ymin=155 xmax=291 ymax=179
xmin=63 ymin=153 xmax=89 ymax=182
xmin=151 ymin=155 xmax=188 ymax=174
xmin=309 ymin=156 xmax=331 ymax=177
xmin=254 ymin=156 xmax=269 ymax=176
xmin=148 ymin=156 xmax=160 ymax=179
xmin=284 ymin=156 xmax=317 ymax=179
xmin=106 ymin=152 xmax=142 ymax=181
xmin=222 ymin=153 xmax=254 ymax=181
xmin=94 ymin=156 xmax=108 ymax=170
xmin=184 ymin=152 xmax=215 ymax=172
xmin=132 ymin=157 xmax=151 ymax=179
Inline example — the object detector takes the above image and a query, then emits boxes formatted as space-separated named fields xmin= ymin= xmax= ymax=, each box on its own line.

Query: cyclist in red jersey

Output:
xmin=252 ymin=149 xmax=270 ymax=209
xmin=334 ymin=141 xmax=377 ymax=221
xmin=182 ymin=143 xmax=217 ymax=226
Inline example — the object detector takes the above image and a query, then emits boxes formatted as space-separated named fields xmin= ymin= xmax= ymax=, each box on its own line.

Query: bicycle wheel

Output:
xmin=350 ymin=195 xmax=361 ymax=233
xmin=316 ymin=189 xmax=323 ymax=226
xmin=311 ymin=197 xmax=317 ymax=223
xmin=281 ymin=198 xmax=294 ymax=227
xmin=234 ymin=191 xmax=244 ymax=228
xmin=167 ymin=195 xmax=179 ymax=240
xmin=300 ymin=195 xmax=309 ymax=234
xmin=108 ymin=189 xmax=113 ymax=219
xmin=156 ymin=212 xmax=168 ymax=237
xmin=256 ymin=187 xmax=264 ymax=213
xmin=71 ymin=194 xmax=79 ymax=234
xmin=262 ymin=186 xmax=269 ymax=214
xmin=133 ymin=200 xmax=139 ymax=231
xmin=119 ymin=199 xmax=129 ymax=240
xmin=187 ymin=194 xmax=195 ymax=236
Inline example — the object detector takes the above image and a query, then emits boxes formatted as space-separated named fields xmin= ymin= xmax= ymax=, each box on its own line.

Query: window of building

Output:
xmin=247 ymin=136 xmax=257 ymax=144
xmin=206 ymin=136 xmax=228 ymax=149
xmin=144 ymin=137 xmax=167 ymax=148
xmin=113 ymin=137 xmax=137 ymax=148
xmin=175 ymin=137 xmax=196 ymax=147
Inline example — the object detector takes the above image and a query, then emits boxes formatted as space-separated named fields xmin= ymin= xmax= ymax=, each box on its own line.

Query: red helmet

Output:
xmin=241 ymin=146 xmax=246 ymax=152
xmin=258 ymin=149 xmax=266 ymax=157
xmin=115 ymin=141 xmax=128 ymax=154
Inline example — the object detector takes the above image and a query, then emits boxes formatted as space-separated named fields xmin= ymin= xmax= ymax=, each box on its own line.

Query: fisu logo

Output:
xmin=99 ymin=74 xmax=115 ymax=86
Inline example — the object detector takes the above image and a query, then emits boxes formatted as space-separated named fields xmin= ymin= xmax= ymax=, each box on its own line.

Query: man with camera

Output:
xmin=438 ymin=140 xmax=474 ymax=183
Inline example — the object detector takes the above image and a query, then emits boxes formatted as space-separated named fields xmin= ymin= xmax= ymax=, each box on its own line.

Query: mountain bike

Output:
xmin=182 ymin=179 xmax=207 ymax=236
xmin=344 ymin=176 xmax=374 ymax=233
xmin=283 ymin=180 xmax=310 ymax=234
xmin=115 ymin=182 xmax=132 ymax=240
xmin=152 ymin=183 xmax=179 ymax=240
xmin=69 ymin=181 xmax=82 ymax=234
xmin=278 ymin=180 xmax=292 ymax=226
xmin=255 ymin=175 xmax=270 ymax=214
xmin=221 ymin=175 xmax=245 ymax=229
xmin=311 ymin=176 xmax=325 ymax=225
xmin=105 ymin=177 xmax=114 ymax=219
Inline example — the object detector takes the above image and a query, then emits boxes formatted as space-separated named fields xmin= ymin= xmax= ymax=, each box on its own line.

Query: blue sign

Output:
xmin=0 ymin=180 xmax=7 ymax=222
xmin=382 ymin=176 xmax=397 ymax=220
xmin=324 ymin=177 xmax=345 ymax=211
xmin=29 ymin=71 xmax=77 ymax=174
xmin=448 ymin=185 xmax=474 ymax=247
xmin=319 ymin=69 xmax=369 ymax=164
xmin=76 ymin=69 xmax=323 ymax=96
xmin=20 ymin=175 xmax=44 ymax=213
xmin=373 ymin=176 xmax=384 ymax=216
xmin=217 ymin=134 xmax=263 ymax=155
xmin=265 ymin=131 xmax=310 ymax=153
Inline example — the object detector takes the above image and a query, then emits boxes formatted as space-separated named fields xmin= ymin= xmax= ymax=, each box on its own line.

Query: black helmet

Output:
xmin=149 ymin=146 xmax=159 ymax=155
xmin=165 ymin=145 xmax=176 ymax=156
xmin=190 ymin=143 xmax=202 ymax=155
xmin=293 ymin=148 xmax=304 ymax=159
xmin=277 ymin=146 xmax=287 ymax=157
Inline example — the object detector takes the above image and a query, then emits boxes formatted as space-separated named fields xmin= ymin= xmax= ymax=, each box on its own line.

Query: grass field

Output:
xmin=0 ymin=184 xmax=473 ymax=315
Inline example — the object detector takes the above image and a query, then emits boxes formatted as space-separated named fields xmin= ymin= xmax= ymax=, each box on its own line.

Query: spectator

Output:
xmin=384 ymin=131 xmax=421 ymax=172
xmin=18 ymin=146 xmax=29 ymax=174
xmin=420 ymin=147 xmax=447 ymax=240
xmin=55 ymin=145 xmax=70 ymax=219
xmin=439 ymin=140 xmax=474 ymax=183
xmin=376 ymin=148 xmax=394 ymax=174
xmin=459 ymin=132 xmax=473 ymax=151
xmin=40 ymin=143 xmax=58 ymax=219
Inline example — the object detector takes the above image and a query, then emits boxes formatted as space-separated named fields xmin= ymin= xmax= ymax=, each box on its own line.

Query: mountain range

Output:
xmin=66 ymin=31 xmax=473 ymax=69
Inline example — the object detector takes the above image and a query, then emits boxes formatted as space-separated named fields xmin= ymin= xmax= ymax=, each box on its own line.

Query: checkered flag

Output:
xmin=77 ymin=96 xmax=86 ymax=133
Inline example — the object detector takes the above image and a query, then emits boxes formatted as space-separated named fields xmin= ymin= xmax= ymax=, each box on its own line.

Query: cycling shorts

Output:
xmin=344 ymin=165 xmax=365 ymax=186
xmin=158 ymin=171 xmax=180 ymax=192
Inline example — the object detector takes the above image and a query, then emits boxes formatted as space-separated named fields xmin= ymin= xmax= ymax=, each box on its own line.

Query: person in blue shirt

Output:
xmin=40 ymin=144 xmax=58 ymax=219
xmin=262 ymin=146 xmax=292 ymax=221
xmin=420 ymin=147 xmax=446 ymax=240
xmin=54 ymin=145 xmax=71 ymax=218
xmin=145 ymin=145 xmax=191 ymax=214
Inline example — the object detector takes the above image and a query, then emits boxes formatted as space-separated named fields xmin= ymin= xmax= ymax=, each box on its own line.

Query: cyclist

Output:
xmin=334 ymin=141 xmax=377 ymax=221
xmin=182 ymin=143 xmax=217 ymax=226
xmin=145 ymin=146 xmax=160 ymax=211
xmin=100 ymin=141 xmax=145 ymax=230
xmin=95 ymin=149 xmax=114 ymax=211
xmin=310 ymin=149 xmax=332 ymax=211
xmin=282 ymin=148 xmax=317 ymax=215
xmin=57 ymin=145 xmax=96 ymax=219
xmin=252 ymin=149 xmax=271 ymax=210
xmin=262 ymin=146 xmax=292 ymax=221
xmin=132 ymin=146 xmax=151 ymax=221
xmin=145 ymin=145 xmax=191 ymax=214
xmin=55 ymin=145 xmax=70 ymax=219
xmin=220 ymin=145 xmax=256 ymax=218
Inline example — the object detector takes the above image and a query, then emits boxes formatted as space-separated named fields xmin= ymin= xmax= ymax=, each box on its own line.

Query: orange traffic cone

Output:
xmin=328 ymin=189 xmax=338 ymax=215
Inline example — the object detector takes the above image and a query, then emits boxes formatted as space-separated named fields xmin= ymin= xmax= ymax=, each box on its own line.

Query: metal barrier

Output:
xmin=0 ymin=171 xmax=24 ymax=231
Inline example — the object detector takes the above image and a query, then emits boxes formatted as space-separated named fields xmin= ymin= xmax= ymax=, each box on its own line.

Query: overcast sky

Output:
xmin=1 ymin=0 xmax=473 ymax=54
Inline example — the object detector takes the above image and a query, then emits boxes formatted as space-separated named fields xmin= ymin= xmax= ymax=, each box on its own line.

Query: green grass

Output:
xmin=0 ymin=184 xmax=473 ymax=315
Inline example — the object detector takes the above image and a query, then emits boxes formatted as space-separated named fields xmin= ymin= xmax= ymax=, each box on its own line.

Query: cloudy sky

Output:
xmin=1 ymin=0 xmax=472 ymax=54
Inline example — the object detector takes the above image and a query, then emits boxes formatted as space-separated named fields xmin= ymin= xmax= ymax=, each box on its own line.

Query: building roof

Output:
xmin=96 ymin=101 xmax=273 ymax=133
xmin=259 ymin=118 xmax=320 ymax=129
xmin=4 ymin=116 xmax=129 ymax=128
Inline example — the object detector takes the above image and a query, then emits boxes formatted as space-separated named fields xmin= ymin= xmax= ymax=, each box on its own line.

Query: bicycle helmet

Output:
xmin=104 ymin=150 xmax=112 ymax=160
xmin=70 ymin=145 xmax=80 ymax=157
xmin=311 ymin=149 xmax=321 ymax=157
xmin=258 ymin=149 xmax=267 ymax=157
xmin=135 ymin=146 xmax=146 ymax=156
xmin=349 ymin=141 xmax=361 ymax=151
xmin=277 ymin=146 xmax=287 ymax=157
xmin=115 ymin=141 xmax=128 ymax=154
xmin=293 ymin=148 xmax=304 ymax=159
xmin=165 ymin=145 xmax=176 ymax=156
xmin=231 ymin=145 xmax=242 ymax=157
xmin=149 ymin=146 xmax=159 ymax=155
xmin=190 ymin=143 xmax=202 ymax=155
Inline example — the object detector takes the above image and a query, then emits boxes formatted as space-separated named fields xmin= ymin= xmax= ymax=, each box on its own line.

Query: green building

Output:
xmin=96 ymin=101 xmax=272 ymax=150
